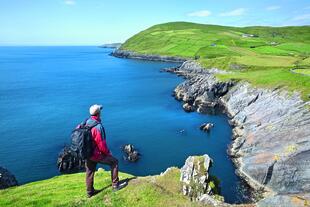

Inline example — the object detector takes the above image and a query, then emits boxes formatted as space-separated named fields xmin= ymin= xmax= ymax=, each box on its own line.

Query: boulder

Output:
xmin=200 ymin=123 xmax=214 ymax=132
xmin=123 ymin=144 xmax=140 ymax=162
xmin=0 ymin=167 xmax=18 ymax=189
xmin=180 ymin=155 xmax=221 ymax=200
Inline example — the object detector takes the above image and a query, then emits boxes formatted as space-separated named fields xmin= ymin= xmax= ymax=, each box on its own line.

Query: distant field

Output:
xmin=121 ymin=22 xmax=310 ymax=101
xmin=294 ymin=69 xmax=310 ymax=75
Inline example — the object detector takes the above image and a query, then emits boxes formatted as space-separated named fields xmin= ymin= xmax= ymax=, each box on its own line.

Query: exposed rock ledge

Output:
xmin=167 ymin=60 xmax=310 ymax=206
xmin=111 ymin=49 xmax=188 ymax=63
xmin=0 ymin=167 xmax=18 ymax=189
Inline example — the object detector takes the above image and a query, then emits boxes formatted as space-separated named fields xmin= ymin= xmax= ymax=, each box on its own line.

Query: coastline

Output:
xmin=169 ymin=61 xmax=310 ymax=206
xmin=111 ymin=49 xmax=188 ymax=63
xmin=113 ymin=49 xmax=310 ymax=206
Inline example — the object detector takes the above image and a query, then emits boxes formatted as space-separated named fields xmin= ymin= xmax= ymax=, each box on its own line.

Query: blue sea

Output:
xmin=0 ymin=46 xmax=248 ymax=203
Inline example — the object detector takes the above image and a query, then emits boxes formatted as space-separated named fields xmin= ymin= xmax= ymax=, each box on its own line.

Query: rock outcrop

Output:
xmin=167 ymin=60 xmax=310 ymax=206
xmin=0 ymin=167 xmax=18 ymax=189
xmin=223 ymin=82 xmax=310 ymax=196
xmin=123 ymin=144 xmax=140 ymax=162
xmin=180 ymin=155 xmax=213 ymax=198
xmin=172 ymin=61 xmax=234 ymax=115
xmin=257 ymin=193 xmax=310 ymax=207
xmin=111 ymin=49 xmax=187 ymax=63
xmin=200 ymin=123 xmax=214 ymax=132
xmin=57 ymin=147 xmax=85 ymax=173
xmin=180 ymin=154 xmax=226 ymax=206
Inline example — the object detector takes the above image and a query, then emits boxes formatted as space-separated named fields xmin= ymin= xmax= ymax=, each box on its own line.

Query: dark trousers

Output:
xmin=85 ymin=155 xmax=119 ymax=194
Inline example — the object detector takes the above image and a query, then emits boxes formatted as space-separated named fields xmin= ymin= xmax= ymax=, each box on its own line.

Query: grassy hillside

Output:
xmin=121 ymin=22 xmax=310 ymax=101
xmin=0 ymin=168 xmax=204 ymax=207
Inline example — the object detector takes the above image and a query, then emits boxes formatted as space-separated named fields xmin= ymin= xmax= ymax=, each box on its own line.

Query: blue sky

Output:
xmin=0 ymin=0 xmax=309 ymax=45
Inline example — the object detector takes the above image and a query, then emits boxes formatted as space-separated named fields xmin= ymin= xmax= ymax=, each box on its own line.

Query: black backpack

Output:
xmin=70 ymin=120 xmax=99 ymax=160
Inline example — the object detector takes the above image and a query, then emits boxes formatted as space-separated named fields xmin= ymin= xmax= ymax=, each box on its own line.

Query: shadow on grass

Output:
xmin=92 ymin=177 xmax=137 ymax=198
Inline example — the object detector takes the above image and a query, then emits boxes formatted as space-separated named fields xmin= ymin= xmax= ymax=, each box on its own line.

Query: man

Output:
xmin=84 ymin=104 xmax=124 ymax=198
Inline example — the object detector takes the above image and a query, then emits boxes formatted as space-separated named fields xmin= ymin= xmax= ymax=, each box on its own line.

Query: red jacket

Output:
xmin=86 ymin=116 xmax=111 ymax=160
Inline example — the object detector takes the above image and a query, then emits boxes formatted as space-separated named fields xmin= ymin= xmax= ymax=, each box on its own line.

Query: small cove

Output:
xmin=0 ymin=46 xmax=249 ymax=203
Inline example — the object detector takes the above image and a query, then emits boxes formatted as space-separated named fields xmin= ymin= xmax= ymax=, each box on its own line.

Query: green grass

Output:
xmin=251 ymin=46 xmax=295 ymax=56
xmin=294 ymin=69 xmax=310 ymax=75
xmin=276 ymin=43 xmax=310 ymax=54
xmin=234 ymin=55 xmax=297 ymax=67
xmin=217 ymin=67 xmax=310 ymax=100
xmin=300 ymin=57 xmax=310 ymax=66
xmin=0 ymin=168 xmax=203 ymax=207
xmin=121 ymin=21 xmax=310 ymax=101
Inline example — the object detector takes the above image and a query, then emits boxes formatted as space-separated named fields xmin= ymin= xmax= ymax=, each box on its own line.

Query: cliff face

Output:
xmin=222 ymin=82 xmax=310 ymax=194
xmin=168 ymin=61 xmax=310 ymax=206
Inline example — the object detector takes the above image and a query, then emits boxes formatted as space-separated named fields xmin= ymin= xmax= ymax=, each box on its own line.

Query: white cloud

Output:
xmin=64 ymin=0 xmax=75 ymax=5
xmin=266 ymin=6 xmax=281 ymax=11
xmin=291 ymin=13 xmax=310 ymax=21
xmin=187 ymin=10 xmax=212 ymax=17
xmin=219 ymin=8 xmax=246 ymax=17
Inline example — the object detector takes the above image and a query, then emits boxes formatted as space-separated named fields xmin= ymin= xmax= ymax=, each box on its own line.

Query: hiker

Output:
xmin=84 ymin=104 xmax=124 ymax=197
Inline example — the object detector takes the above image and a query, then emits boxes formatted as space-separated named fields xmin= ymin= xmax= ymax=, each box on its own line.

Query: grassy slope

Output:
xmin=0 ymin=168 xmax=202 ymax=207
xmin=121 ymin=22 xmax=310 ymax=101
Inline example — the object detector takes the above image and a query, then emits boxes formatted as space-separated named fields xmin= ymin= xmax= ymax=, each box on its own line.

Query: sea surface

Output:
xmin=0 ymin=46 xmax=249 ymax=203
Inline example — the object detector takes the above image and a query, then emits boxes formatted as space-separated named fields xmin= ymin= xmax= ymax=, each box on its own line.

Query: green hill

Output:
xmin=0 ymin=168 xmax=203 ymax=207
xmin=121 ymin=22 xmax=310 ymax=101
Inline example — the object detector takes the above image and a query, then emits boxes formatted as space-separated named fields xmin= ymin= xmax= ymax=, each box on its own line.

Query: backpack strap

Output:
xmin=86 ymin=120 xmax=99 ymax=129
xmin=102 ymin=126 xmax=107 ymax=140
xmin=85 ymin=118 xmax=106 ymax=140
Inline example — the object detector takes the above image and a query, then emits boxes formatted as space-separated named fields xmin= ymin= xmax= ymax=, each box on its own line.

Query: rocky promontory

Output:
xmin=166 ymin=60 xmax=310 ymax=206
xmin=111 ymin=49 xmax=187 ymax=63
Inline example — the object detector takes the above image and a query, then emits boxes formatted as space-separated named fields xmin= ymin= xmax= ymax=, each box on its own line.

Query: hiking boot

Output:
xmin=112 ymin=181 xmax=127 ymax=192
xmin=87 ymin=189 xmax=101 ymax=198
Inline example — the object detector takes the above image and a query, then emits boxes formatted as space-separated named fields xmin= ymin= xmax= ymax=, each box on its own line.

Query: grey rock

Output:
xmin=257 ymin=193 xmax=310 ymax=207
xmin=111 ymin=49 xmax=187 ymax=63
xmin=57 ymin=146 xmax=85 ymax=173
xmin=171 ymin=61 xmax=234 ymax=115
xmin=183 ymin=103 xmax=195 ymax=112
xmin=223 ymin=83 xmax=310 ymax=194
xmin=200 ymin=123 xmax=214 ymax=132
xmin=180 ymin=154 xmax=213 ymax=199
xmin=123 ymin=144 xmax=134 ymax=154
xmin=180 ymin=155 xmax=229 ymax=206
xmin=198 ymin=194 xmax=228 ymax=206
xmin=123 ymin=144 xmax=140 ymax=162
xmin=0 ymin=167 xmax=18 ymax=189
xmin=160 ymin=66 xmax=180 ymax=73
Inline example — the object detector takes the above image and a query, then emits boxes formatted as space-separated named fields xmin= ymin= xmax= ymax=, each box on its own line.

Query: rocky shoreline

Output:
xmin=164 ymin=60 xmax=310 ymax=206
xmin=111 ymin=49 xmax=188 ymax=63
xmin=113 ymin=49 xmax=310 ymax=206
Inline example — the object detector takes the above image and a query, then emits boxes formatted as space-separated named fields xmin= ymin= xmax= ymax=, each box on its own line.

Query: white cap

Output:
xmin=89 ymin=104 xmax=103 ymax=116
